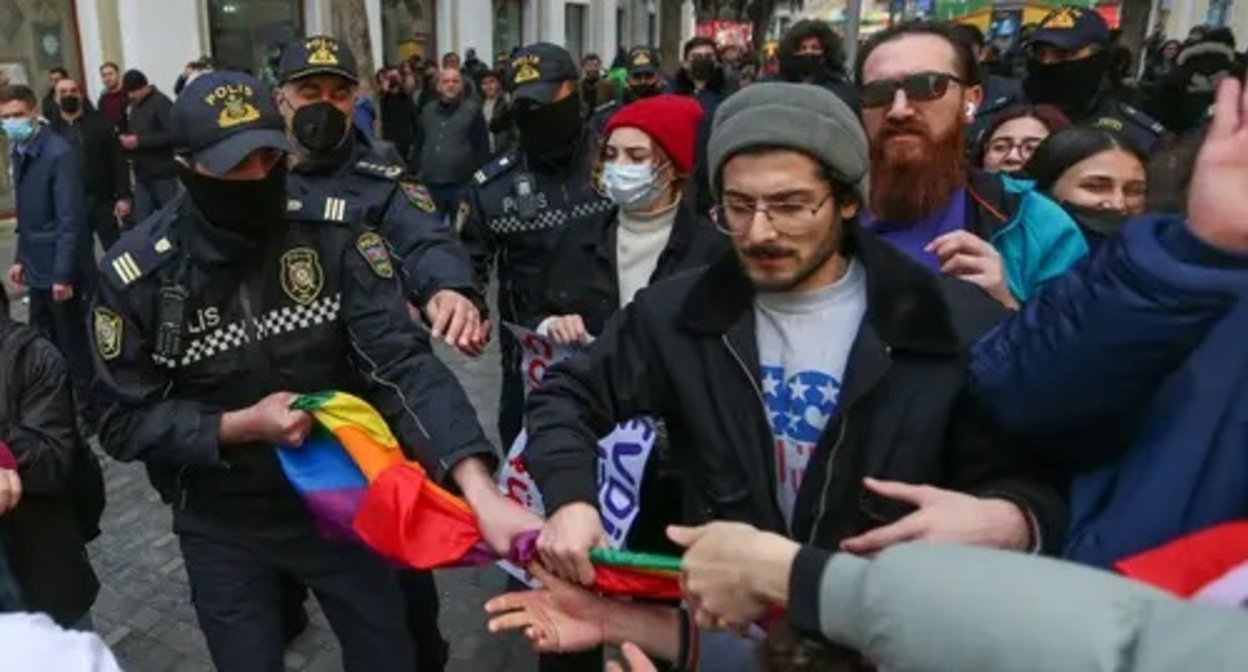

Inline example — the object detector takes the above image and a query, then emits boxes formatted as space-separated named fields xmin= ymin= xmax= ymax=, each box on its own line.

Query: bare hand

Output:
xmin=245 ymin=391 xmax=314 ymax=446
xmin=485 ymin=563 xmax=608 ymax=654
xmin=114 ymin=199 xmax=132 ymax=220
xmin=606 ymin=643 xmax=659 ymax=672
xmin=424 ymin=290 xmax=486 ymax=356
xmin=925 ymin=231 xmax=1018 ymax=309
xmin=7 ymin=264 xmax=24 ymax=287
xmin=119 ymin=134 xmax=139 ymax=150
xmin=470 ymin=488 xmax=543 ymax=557
xmin=547 ymin=315 xmax=589 ymax=346
xmin=0 ymin=469 xmax=22 ymax=515
xmin=52 ymin=283 xmax=75 ymax=302
xmin=537 ymin=502 xmax=605 ymax=586
xmin=840 ymin=478 xmax=1031 ymax=555
xmin=1188 ymin=76 xmax=1248 ymax=252
xmin=668 ymin=523 xmax=798 ymax=630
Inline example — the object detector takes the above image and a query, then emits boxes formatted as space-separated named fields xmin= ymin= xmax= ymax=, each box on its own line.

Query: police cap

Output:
xmin=172 ymin=71 xmax=289 ymax=174
xmin=507 ymin=42 xmax=579 ymax=104
xmin=1029 ymin=6 xmax=1110 ymax=52
xmin=279 ymin=35 xmax=360 ymax=84
xmin=627 ymin=46 xmax=661 ymax=76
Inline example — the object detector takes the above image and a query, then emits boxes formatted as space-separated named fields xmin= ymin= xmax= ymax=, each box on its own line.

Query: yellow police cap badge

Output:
xmin=206 ymin=83 xmax=261 ymax=129
xmin=512 ymin=55 xmax=542 ymax=85
xmin=280 ymin=247 xmax=324 ymax=305
xmin=94 ymin=308 xmax=124 ymax=361
xmin=307 ymin=37 xmax=340 ymax=66
xmin=1042 ymin=8 xmax=1079 ymax=29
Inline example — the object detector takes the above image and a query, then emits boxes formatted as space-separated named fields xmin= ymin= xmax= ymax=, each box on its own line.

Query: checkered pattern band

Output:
xmin=152 ymin=294 xmax=342 ymax=369
xmin=486 ymin=198 xmax=613 ymax=235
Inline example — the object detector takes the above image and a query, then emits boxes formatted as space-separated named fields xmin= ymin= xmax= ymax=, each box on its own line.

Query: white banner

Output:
xmin=497 ymin=323 xmax=657 ymax=580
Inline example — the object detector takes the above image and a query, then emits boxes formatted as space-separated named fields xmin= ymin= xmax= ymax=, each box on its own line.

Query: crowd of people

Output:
xmin=2 ymin=4 xmax=1248 ymax=671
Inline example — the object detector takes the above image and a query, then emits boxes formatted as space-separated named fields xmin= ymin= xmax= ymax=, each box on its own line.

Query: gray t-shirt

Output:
xmin=755 ymin=259 xmax=868 ymax=528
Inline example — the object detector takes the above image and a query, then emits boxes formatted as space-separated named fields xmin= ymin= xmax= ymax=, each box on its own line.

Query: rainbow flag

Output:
xmin=277 ymin=391 xmax=684 ymax=600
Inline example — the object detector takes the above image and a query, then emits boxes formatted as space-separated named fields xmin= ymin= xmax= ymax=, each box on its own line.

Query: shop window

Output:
xmin=207 ymin=0 xmax=302 ymax=86
xmin=383 ymin=0 xmax=436 ymax=66
xmin=566 ymin=3 xmax=587 ymax=62
xmin=494 ymin=0 xmax=523 ymax=64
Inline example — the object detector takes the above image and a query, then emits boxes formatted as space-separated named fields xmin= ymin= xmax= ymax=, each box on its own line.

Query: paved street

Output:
xmin=2 ymin=228 xmax=539 ymax=671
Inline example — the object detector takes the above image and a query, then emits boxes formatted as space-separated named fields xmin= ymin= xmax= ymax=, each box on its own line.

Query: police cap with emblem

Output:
xmin=279 ymin=35 xmax=360 ymax=84
xmin=507 ymin=42 xmax=579 ymax=104
xmin=627 ymin=47 xmax=661 ymax=76
xmin=1029 ymin=5 xmax=1110 ymax=51
xmin=172 ymin=70 xmax=289 ymax=175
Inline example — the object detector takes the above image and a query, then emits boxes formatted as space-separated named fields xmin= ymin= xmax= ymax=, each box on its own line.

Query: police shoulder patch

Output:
xmin=399 ymin=180 xmax=437 ymax=213
xmin=354 ymin=160 xmax=406 ymax=181
xmin=94 ymin=307 xmax=123 ymax=361
xmin=355 ymin=232 xmax=395 ymax=279
xmin=474 ymin=151 xmax=518 ymax=185
xmin=1119 ymin=104 xmax=1167 ymax=135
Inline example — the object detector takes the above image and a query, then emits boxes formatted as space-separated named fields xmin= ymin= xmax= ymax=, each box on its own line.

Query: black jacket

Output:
xmin=91 ymin=194 xmax=495 ymax=526
xmin=125 ymin=87 xmax=178 ymax=180
xmin=378 ymin=91 xmax=418 ymax=164
xmin=48 ymin=110 xmax=132 ymax=203
xmin=535 ymin=198 xmax=728 ymax=335
xmin=0 ymin=319 xmax=99 ymax=625
xmin=525 ymin=225 xmax=1067 ymax=553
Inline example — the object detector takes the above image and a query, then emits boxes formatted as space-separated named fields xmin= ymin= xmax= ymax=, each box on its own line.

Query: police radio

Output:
xmin=155 ymin=285 xmax=189 ymax=359
xmin=514 ymin=173 xmax=539 ymax=221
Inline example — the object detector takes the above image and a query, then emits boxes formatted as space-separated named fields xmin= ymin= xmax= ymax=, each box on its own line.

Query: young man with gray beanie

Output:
xmin=523 ymin=82 xmax=1066 ymax=600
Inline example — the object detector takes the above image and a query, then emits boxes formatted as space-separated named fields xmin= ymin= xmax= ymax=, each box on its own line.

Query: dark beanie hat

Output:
xmin=603 ymin=94 xmax=705 ymax=174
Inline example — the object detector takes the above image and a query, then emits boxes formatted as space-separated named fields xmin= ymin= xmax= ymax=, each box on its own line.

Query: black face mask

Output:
xmin=690 ymin=59 xmax=717 ymax=82
xmin=584 ymin=72 xmax=601 ymax=85
xmin=291 ymin=101 xmax=349 ymax=156
xmin=515 ymin=94 xmax=584 ymax=162
xmin=1024 ymin=51 xmax=1110 ymax=116
xmin=790 ymin=53 xmax=825 ymax=80
xmin=628 ymin=82 xmax=662 ymax=100
xmin=1061 ymin=201 xmax=1129 ymax=243
xmin=59 ymin=96 xmax=81 ymax=115
xmin=179 ymin=161 xmax=289 ymax=241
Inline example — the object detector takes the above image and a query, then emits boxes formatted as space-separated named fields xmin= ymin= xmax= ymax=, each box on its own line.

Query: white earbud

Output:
xmin=965 ymin=102 xmax=976 ymax=120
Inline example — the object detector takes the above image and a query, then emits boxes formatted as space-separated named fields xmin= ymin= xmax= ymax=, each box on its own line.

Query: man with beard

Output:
xmin=526 ymin=83 xmax=1066 ymax=609
xmin=411 ymin=67 xmax=491 ymax=214
xmin=775 ymin=19 xmax=860 ymax=113
xmin=590 ymin=46 xmax=669 ymax=134
xmin=89 ymin=69 xmax=538 ymax=672
xmin=854 ymin=21 xmax=1087 ymax=308
xmin=1021 ymin=6 xmax=1167 ymax=153
xmin=578 ymin=53 xmax=604 ymax=116
xmin=457 ymin=42 xmax=615 ymax=451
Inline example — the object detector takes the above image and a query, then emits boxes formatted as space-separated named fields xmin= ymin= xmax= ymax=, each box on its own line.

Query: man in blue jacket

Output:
xmin=970 ymin=76 xmax=1248 ymax=567
xmin=1 ymin=84 xmax=95 ymax=429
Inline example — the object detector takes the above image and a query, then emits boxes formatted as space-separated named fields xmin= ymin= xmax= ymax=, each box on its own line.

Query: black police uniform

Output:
xmin=90 ymin=72 xmax=495 ymax=672
xmin=277 ymin=37 xmax=466 ymax=671
xmin=1081 ymin=97 xmax=1168 ymax=154
xmin=588 ymin=47 xmax=667 ymax=136
xmin=457 ymin=135 xmax=613 ymax=446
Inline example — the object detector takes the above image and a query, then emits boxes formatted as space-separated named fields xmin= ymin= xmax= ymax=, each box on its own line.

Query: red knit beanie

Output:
xmin=603 ymin=95 xmax=705 ymax=174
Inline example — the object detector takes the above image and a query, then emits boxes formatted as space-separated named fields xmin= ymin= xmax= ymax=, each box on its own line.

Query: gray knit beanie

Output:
xmin=708 ymin=82 xmax=869 ymax=204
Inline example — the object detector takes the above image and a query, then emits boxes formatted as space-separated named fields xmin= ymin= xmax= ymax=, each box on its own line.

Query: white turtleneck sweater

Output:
xmin=615 ymin=199 xmax=679 ymax=307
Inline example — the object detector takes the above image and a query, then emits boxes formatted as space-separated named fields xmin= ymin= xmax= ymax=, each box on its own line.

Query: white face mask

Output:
xmin=602 ymin=161 xmax=669 ymax=212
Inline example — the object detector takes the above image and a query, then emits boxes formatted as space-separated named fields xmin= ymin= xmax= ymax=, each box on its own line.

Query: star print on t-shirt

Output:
xmin=761 ymin=365 xmax=842 ymax=517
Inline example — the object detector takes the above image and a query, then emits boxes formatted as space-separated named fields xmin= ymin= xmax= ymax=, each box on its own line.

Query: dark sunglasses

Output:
xmin=860 ymin=72 xmax=968 ymax=109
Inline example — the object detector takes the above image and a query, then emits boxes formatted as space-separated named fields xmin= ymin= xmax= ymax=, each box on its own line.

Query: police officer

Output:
xmin=1021 ymin=5 xmax=1168 ymax=153
xmin=274 ymin=35 xmax=478 ymax=667
xmin=589 ymin=46 xmax=668 ymax=134
xmin=278 ymin=35 xmax=488 ymax=357
xmin=458 ymin=42 xmax=615 ymax=451
xmin=90 ymin=70 xmax=537 ymax=672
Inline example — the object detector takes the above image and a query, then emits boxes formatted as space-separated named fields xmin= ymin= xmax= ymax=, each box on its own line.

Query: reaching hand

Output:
xmin=547 ymin=315 xmax=590 ymax=346
xmin=668 ymin=523 xmax=798 ymax=630
xmin=925 ymin=231 xmax=1018 ymax=310
xmin=51 ymin=283 xmax=75 ymax=302
xmin=839 ymin=478 xmax=1031 ymax=555
xmin=471 ymin=488 xmax=544 ymax=557
xmin=537 ymin=502 xmax=606 ymax=586
xmin=424 ymin=290 xmax=487 ymax=356
xmin=485 ymin=563 xmax=609 ymax=654
xmin=1188 ymin=76 xmax=1248 ymax=253
xmin=605 ymin=643 xmax=659 ymax=672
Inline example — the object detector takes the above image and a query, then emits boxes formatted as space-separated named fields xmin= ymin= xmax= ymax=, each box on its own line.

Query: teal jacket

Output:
xmin=965 ymin=171 xmax=1088 ymax=303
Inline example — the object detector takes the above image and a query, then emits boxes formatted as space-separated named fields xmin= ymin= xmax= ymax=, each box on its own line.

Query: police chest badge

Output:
xmin=356 ymin=232 xmax=395 ymax=279
xmin=280 ymin=247 xmax=324 ymax=305
xmin=400 ymin=181 xmax=437 ymax=214
xmin=94 ymin=308 xmax=123 ymax=361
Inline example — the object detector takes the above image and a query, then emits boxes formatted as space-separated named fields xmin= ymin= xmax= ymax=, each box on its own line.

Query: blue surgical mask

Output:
xmin=2 ymin=117 xmax=35 ymax=145
xmin=602 ymin=162 xmax=668 ymax=212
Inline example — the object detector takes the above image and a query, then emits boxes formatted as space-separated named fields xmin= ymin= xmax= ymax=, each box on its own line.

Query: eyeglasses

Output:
xmin=711 ymin=193 xmax=833 ymax=236
xmin=860 ymin=72 xmax=968 ymax=109
xmin=986 ymin=137 xmax=1043 ymax=159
